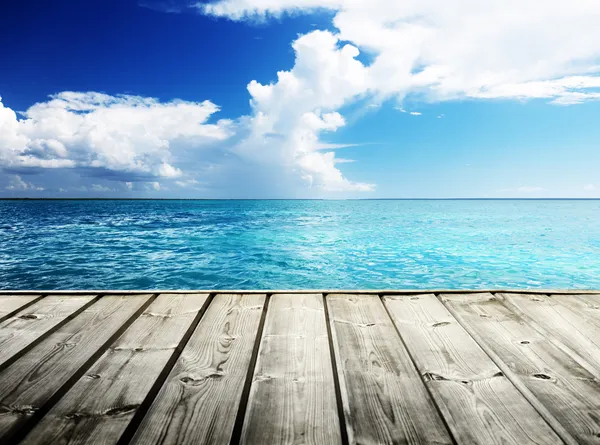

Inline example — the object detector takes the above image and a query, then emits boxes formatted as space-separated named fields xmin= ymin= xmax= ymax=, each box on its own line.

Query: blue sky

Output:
xmin=1 ymin=0 xmax=599 ymax=198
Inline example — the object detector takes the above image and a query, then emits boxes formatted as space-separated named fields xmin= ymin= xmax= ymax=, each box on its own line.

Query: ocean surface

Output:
xmin=1 ymin=199 xmax=599 ymax=290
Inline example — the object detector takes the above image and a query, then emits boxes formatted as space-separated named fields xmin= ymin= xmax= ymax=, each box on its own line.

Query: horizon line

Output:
xmin=1 ymin=198 xmax=600 ymax=201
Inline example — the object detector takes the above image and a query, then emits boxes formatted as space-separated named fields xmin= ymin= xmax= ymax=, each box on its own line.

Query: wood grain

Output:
xmin=129 ymin=294 xmax=266 ymax=445
xmin=549 ymin=294 xmax=600 ymax=331
xmin=240 ymin=293 xmax=341 ymax=445
xmin=383 ymin=293 xmax=562 ymax=445
xmin=327 ymin=294 xmax=452 ymax=445
xmin=18 ymin=293 xmax=210 ymax=445
xmin=442 ymin=292 xmax=600 ymax=444
xmin=0 ymin=295 xmax=43 ymax=321
xmin=500 ymin=293 xmax=600 ymax=380
xmin=0 ymin=294 xmax=152 ymax=441
xmin=0 ymin=295 xmax=96 ymax=368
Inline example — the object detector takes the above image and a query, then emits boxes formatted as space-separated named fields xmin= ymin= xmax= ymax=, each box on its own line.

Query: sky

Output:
xmin=1 ymin=0 xmax=599 ymax=198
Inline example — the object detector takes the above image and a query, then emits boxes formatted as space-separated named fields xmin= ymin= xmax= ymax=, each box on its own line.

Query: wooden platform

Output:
xmin=0 ymin=290 xmax=599 ymax=444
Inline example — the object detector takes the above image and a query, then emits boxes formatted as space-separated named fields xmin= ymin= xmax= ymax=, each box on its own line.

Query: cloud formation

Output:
xmin=4 ymin=175 xmax=44 ymax=191
xmin=0 ymin=92 xmax=232 ymax=182
xmin=3 ymin=0 xmax=600 ymax=196
xmin=0 ymin=82 xmax=373 ymax=194
xmin=202 ymin=0 xmax=600 ymax=104
xmin=233 ymin=31 xmax=374 ymax=192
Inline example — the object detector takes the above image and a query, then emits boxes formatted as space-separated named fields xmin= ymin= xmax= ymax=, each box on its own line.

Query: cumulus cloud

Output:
xmin=5 ymin=0 xmax=600 ymax=196
xmin=231 ymin=30 xmax=374 ymax=192
xmin=202 ymin=0 xmax=600 ymax=104
xmin=196 ymin=0 xmax=600 ymax=196
xmin=0 ymin=84 xmax=372 ymax=194
xmin=0 ymin=92 xmax=232 ymax=182
xmin=4 ymin=175 xmax=44 ymax=191
xmin=90 ymin=184 xmax=114 ymax=192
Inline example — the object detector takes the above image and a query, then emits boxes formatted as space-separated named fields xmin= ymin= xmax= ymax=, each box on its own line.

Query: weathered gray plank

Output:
xmin=500 ymin=293 xmax=600 ymax=380
xmin=550 ymin=294 xmax=600 ymax=331
xmin=327 ymin=294 xmax=452 ymax=445
xmin=0 ymin=294 xmax=152 ymax=441
xmin=129 ymin=293 xmax=266 ymax=445
xmin=0 ymin=295 xmax=43 ymax=321
xmin=442 ymin=292 xmax=599 ymax=444
xmin=18 ymin=293 xmax=210 ymax=445
xmin=240 ymin=293 xmax=341 ymax=445
xmin=0 ymin=295 xmax=96 ymax=368
xmin=383 ymin=293 xmax=562 ymax=445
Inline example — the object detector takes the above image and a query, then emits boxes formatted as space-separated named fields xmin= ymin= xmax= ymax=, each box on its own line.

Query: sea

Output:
xmin=1 ymin=199 xmax=599 ymax=290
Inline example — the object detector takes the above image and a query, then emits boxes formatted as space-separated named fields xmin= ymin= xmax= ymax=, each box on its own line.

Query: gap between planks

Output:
xmin=435 ymin=292 xmax=578 ymax=445
xmin=4 ymin=294 xmax=159 ymax=444
xmin=115 ymin=293 xmax=216 ymax=445
xmin=378 ymin=293 xmax=458 ymax=445
xmin=323 ymin=293 xmax=350 ymax=445
xmin=228 ymin=293 xmax=272 ymax=445
xmin=0 ymin=294 xmax=48 ymax=324
xmin=0 ymin=294 xmax=104 ymax=374
xmin=3 ymin=292 xmax=596 ymax=445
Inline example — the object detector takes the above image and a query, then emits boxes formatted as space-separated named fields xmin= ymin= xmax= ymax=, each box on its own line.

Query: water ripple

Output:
xmin=1 ymin=200 xmax=599 ymax=290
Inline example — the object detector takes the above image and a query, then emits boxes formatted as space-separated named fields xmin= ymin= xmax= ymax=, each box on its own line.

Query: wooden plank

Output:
xmin=500 ymin=293 xmax=600 ymax=379
xmin=0 ymin=294 xmax=152 ymax=442
xmin=240 ymin=293 xmax=341 ymax=445
xmin=383 ymin=293 xmax=563 ymax=445
xmin=0 ymin=295 xmax=43 ymax=321
xmin=0 ymin=295 xmax=96 ymax=368
xmin=129 ymin=293 xmax=266 ymax=445
xmin=18 ymin=293 xmax=210 ymax=445
xmin=442 ymin=292 xmax=600 ymax=444
xmin=549 ymin=294 xmax=600 ymax=330
xmin=326 ymin=294 xmax=452 ymax=445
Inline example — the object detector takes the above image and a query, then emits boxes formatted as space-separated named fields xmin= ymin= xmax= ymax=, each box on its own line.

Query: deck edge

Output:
xmin=0 ymin=289 xmax=598 ymax=295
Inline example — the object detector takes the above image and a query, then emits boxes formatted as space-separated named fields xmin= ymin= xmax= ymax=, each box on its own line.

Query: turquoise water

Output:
xmin=0 ymin=199 xmax=599 ymax=290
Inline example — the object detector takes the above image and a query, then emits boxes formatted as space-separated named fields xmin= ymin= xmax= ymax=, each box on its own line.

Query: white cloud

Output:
xmin=314 ymin=142 xmax=362 ymax=150
xmin=0 ymin=84 xmax=373 ymax=194
xmin=202 ymin=0 xmax=600 ymax=104
xmin=584 ymin=184 xmax=597 ymax=191
xmin=0 ymin=92 xmax=232 ymax=180
xmin=4 ymin=175 xmax=44 ymax=191
xmin=175 ymin=178 xmax=201 ymax=188
xmin=6 ymin=0 xmax=600 ymax=196
xmin=195 ymin=0 xmax=600 ymax=195
xmin=91 ymin=184 xmax=114 ymax=192
xmin=231 ymin=30 xmax=375 ymax=192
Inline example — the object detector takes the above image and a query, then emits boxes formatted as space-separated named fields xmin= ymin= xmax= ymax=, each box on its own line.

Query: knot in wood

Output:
xmin=19 ymin=314 xmax=38 ymax=320
xmin=533 ymin=373 xmax=552 ymax=380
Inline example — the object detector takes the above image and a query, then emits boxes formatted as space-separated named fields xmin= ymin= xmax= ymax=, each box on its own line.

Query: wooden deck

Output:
xmin=0 ymin=291 xmax=599 ymax=444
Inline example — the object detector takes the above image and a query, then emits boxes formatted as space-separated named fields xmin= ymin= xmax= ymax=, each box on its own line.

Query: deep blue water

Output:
xmin=1 ymin=200 xmax=599 ymax=290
